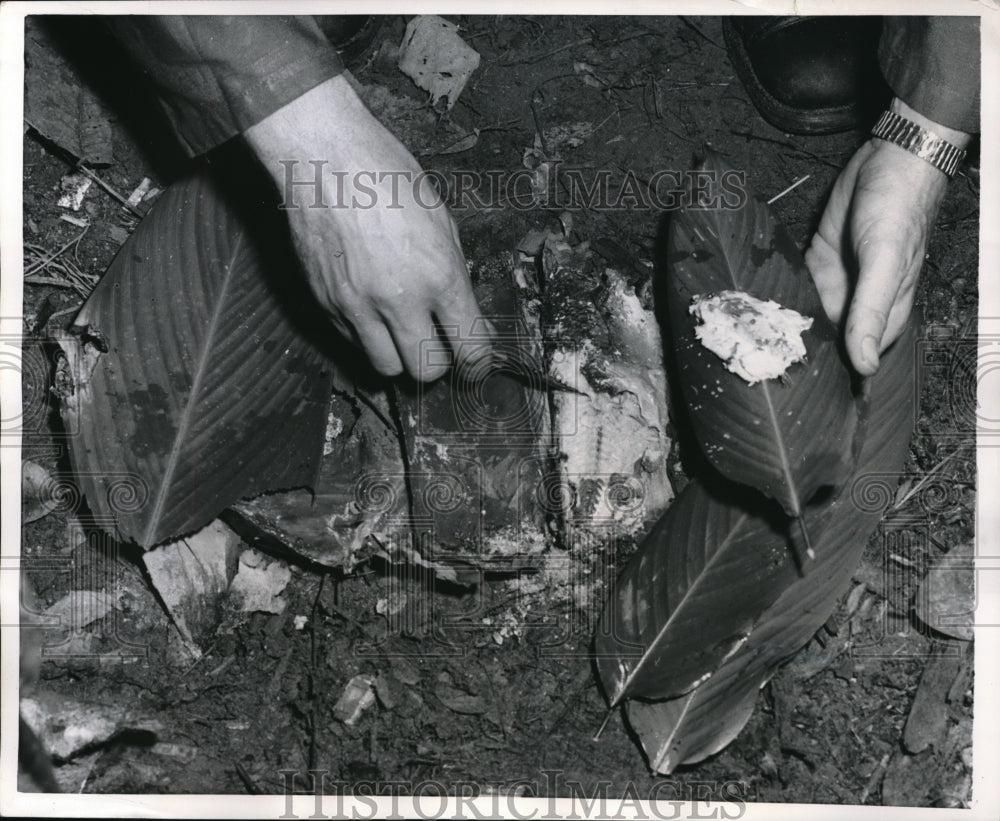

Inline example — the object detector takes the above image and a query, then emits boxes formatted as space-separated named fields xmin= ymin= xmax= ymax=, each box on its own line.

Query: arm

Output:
xmin=105 ymin=16 xmax=346 ymax=157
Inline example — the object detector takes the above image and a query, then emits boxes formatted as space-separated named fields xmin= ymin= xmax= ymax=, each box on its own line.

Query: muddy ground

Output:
xmin=17 ymin=15 xmax=977 ymax=808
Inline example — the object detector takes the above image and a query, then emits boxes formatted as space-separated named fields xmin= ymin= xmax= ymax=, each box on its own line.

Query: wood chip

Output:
xmin=435 ymin=683 xmax=487 ymax=715
xmin=902 ymin=642 xmax=965 ymax=754
xmin=915 ymin=541 xmax=974 ymax=640
xmin=333 ymin=675 xmax=376 ymax=726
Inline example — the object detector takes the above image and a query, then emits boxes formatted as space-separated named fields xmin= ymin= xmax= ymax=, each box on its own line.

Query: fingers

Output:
xmin=279 ymin=136 xmax=484 ymax=382
xmin=430 ymin=216 xmax=493 ymax=377
xmin=353 ymin=319 xmax=404 ymax=377
xmin=804 ymin=233 xmax=850 ymax=326
xmin=844 ymin=234 xmax=911 ymax=376
xmin=433 ymin=284 xmax=494 ymax=378
xmin=324 ymin=303 xmax=404 ymax=377
xmin=377 ymin=286 xmax=490 ymax=383
xmin=806 ymin=139 xmax=939 ymax=378
xmin=326 ymin=268 xmax=485 ymax=383
xmin=340 ymin=306 xmax=441 ymax=381
xmin=804 ymin=144 xmax=870 ymax=327
xmin=385 ymin=312 xmax=443 ymax=382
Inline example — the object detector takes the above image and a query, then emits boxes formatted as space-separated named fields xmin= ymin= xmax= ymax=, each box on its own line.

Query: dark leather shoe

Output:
xmin=723 ymin=16 xmax=890 ymax=135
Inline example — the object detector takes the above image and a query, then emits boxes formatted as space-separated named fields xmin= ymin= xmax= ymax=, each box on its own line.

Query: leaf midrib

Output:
xmin=759 ymin=381 xmax=801 ymax=517
xmin=614 ymin=208 xmax=800 ymax=701
xmin=652 ymin=691 xmax=695 ymax=773
xmin=612 ymin=508 xmax=751 ymax=705
xmin=708 ymin=210 xmax=803 ymax=519
xmin=141 ymin=233 xmax=243 ymax=546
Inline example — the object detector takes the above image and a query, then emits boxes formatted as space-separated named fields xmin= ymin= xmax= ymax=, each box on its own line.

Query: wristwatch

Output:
xmin=871 ymin=110 xmax=967 ymax=178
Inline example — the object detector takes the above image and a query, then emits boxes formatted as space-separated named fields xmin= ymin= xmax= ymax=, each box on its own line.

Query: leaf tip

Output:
xmin=653 ymin=747 xmax=678 ymax=776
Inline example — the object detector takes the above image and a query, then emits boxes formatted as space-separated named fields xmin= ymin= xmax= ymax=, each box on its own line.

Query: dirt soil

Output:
xmin=17 ymin=15 xmax=977 ymax=808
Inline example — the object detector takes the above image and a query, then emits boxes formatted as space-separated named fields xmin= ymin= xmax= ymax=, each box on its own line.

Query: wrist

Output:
xmin=244 ymin=75 xmax=400 ymax=186
xmin=889 ymin=97 xmax=972 ymax=150
xmin=869 ymin=98 xmax=970 ymax=178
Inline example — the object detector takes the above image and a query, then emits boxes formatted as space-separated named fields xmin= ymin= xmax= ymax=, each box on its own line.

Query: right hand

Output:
xmin=245 ymin=75 xmax=488 ymax=381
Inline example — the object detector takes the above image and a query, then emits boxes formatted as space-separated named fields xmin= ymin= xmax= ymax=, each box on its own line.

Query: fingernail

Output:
xmin=861 ymin=335 xmax=879 ymax=370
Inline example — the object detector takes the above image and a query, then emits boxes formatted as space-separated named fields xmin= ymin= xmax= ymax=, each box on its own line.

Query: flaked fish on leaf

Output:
xmin=665 ymin=150 xmax=859 ymax=528
xmin=625 ymin=319 xmax=917 ymax=773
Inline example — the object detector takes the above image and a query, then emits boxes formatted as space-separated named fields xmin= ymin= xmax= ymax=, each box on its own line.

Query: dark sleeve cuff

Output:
xmin=878 ymin=16 xmax=980 ymax=134
xmin=106 ymin=15 xmax=345 ymax=157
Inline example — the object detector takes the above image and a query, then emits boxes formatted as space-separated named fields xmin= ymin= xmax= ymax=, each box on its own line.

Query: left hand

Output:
xmin=804 ymin=98 xmax=970 ymax=375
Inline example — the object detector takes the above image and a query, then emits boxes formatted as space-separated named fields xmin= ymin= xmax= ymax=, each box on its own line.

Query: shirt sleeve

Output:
xmin=106 ymin=15 xmax=345 ymax=157
xmin=878 ymin=16 xmax=980 ymax=134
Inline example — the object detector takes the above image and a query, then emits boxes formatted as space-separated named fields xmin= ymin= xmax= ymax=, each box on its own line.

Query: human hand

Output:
xmin=245 ymin=75 xmax=487 ymax=381
xmin=804 ymin=98 xmax=970 ymax=375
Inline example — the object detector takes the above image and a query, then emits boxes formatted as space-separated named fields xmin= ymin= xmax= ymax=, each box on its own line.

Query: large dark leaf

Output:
xmin=24 ymin=18 xmax=114 ymax=165
xmin=595 ymin=476 xmax=810 ymax=706
xmin=666 ymin=151 xmax=857 ymax=520
xmin=626 ymin=320 xmax=918 ymax=773
xmin=55 ymin=170 xmax=335 ymax=547
xmin=594 ymin=395 xmax=861 ymax=705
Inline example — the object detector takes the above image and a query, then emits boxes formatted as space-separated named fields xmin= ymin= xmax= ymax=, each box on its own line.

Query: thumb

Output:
xmin=844 ymin=235 xmax=906 ymax=376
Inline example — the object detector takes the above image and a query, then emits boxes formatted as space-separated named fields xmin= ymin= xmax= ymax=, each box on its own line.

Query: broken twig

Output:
xmin=75 ymin=164 xmax=145 ymax=219
xmin=767 ymin=175 xmax=811 ymax=205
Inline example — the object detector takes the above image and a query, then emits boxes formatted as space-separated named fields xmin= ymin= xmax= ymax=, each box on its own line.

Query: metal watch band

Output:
xmin=871 ymin=110 xmax=967 ymax=178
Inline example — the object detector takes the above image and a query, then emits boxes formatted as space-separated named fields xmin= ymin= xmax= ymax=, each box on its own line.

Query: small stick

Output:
xmin=592 ymin=706 xmax=616 ymax=742
xmin=859 ymin=752 xmax=890 ymax=803
xmin=180 ymin=637 xmax=218 ymax=678
xmin=23 ymin=276 xmax=83 ymax=289
xmin=74 ymin=164 xmax=145 ymax=219
xmin=731 ymin=130 xmax=842 ymax=169
xmin=23 ymin=227 xmax=89 ymax=277
xmin=499 ymin=37 xmax=592 ymax=66
xmin=767 ymin=175 xmax=811 ymax=205
xmin=797 ymin=516 xmax=816 ymax=563
xmin=23 ymin=117 xmax=145 ymax=218
xmin=679 ymin=16 xmax=725 ymax=50
xmin=892 ymin=446 xmax=967 ymax=511
xmin=234 ymin=761 xmax=263 ymax=795
xmin=308 ymin=574 xmax=326 ymax=772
